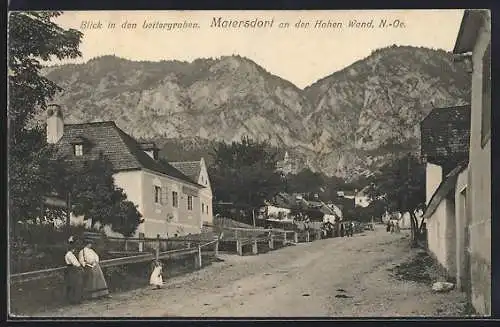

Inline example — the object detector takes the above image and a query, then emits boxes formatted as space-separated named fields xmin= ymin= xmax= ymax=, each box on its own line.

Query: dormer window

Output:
xmin=74 ymin=144 xmax=83 ymax=156
xmin=70 ymin=136 xmax=89 ymax=157
xmin=139 ymin=142 xmax=159 ymax=160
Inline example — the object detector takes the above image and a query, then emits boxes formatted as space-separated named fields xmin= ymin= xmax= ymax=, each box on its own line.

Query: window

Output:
xmin=172 ymin=191 xmax=178 ymax=208
xmin=74 ymin=144 xmax=83 ymax=156
xmin=154 ymin=186 xmax=162 ymax=204
xmin=481 ymin=42 xmax=491 ymax=147
xmin=187 ymin=195 xmax=193 ymax=211
xmin=162 ymin=187 xmax=168 ymax=205
xmin=202 ymin=203 xmax=205 ymax=214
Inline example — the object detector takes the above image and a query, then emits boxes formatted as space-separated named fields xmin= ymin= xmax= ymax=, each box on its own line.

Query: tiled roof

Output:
xmin=420 ymin=105 xmax=471 ymax=166
xmin=169 ymin=161 xmax=201 ymax=183
xmin=55 ymin=121 xmax=202 ymax=188
xmin=356 ymin=186 xmax=371 ymax=196
xmin=307 ymin=201 xmax=338 ymax=215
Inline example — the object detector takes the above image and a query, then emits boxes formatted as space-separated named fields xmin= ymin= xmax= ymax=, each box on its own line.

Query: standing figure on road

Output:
xmin=64 ymin=236 xmax=84 ymax=304
xmin=78 ymin=239 xmax=110 ymax=299
xmin=150 ymin=260 xmax=164 ymax=289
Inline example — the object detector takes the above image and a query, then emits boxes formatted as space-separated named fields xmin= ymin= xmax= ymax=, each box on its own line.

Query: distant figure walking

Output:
xmin=64 ymin=236 xmax=83 ymax=304
xmin=78 ymin=239 xmax=110 ymax=299
xmin=389 ymin=220 xmax=396 ymax=233
xmin=346 ymin=223 xmax=354 ymax=237
xmin=386 ymin=221 xmax=391 ymax=233
xmin=150 ymin=260 xmax=164 ymax=289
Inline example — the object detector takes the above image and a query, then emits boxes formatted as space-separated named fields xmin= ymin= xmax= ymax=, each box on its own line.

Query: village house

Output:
xmin=170 ymin=158 xmax=214 ymax=227
xmin=260 ymin=192 xmax=342 ymax=224
xmin=46 ymin=106 xmax=206 ymax=238
xmin=308 ymin=201 xmax=342 ymax=224
xmin=354 ymin=186 xmax=371 ymax=208
xmin=261 ymin=192 xmax=299 ymax=222
xmin=420 ymin=105 xmax=471 ymax=287
xmin=452 ymin=9 xmax=491 ymax=316
xmin=337 ymin=188 xmax=370 ymax=208
xmin=335 ymin=190 xmax=356 ymax=213
xmin=336 ymin=190 xmax=355 ymax=200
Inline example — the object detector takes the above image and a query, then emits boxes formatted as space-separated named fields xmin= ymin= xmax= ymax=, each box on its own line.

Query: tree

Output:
xmin=59 ymin=155 xmax=143 ymax=237
xmin=286 ymin=169 xmax=324 ymax=195
xmin=364 ymin=199 xmax=387 ymax=223
xmin=348 ymin=199 xmax=386 ymax=223
xmin=209 ymin=136 xmax=284 ymax=223
xmin=8 ymin=12 xmax=82 ymax=230
xmin=8 ymin=11 xmax=82 ymax=139
xmin=366 ymin=153 xmax=426 ymax=247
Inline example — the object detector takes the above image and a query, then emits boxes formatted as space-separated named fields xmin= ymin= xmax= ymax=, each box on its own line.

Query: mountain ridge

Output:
xmin=41 ymin=45 xmax=470 ymax=180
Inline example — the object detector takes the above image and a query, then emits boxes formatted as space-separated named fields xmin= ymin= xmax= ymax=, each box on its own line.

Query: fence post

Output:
xmin=294 ymin=232 xmax=298 ymax=243
xmin=155 ymin=234 xmax=160 ymax=261
xmin=196 ymin=245 xmax=202 ymax=268
xmin=269 ymin=233 xmax=274 ymax=249
xmin=124 ymin=238 xmax=129 ymax=252
xmin=252 ymin=238 xmax=258 ymax=255
xmin=235 ymin=230 xmax=243 ymax=255
xmin=236 ymin=239 xmax=243 ymax=256
xmin=283 ymin=231 xmax=287 ymax=246
xmin=306 ymin=231 xmax=310 ymax=242
xmin=139 ymin=234 xmax=144 ymax=252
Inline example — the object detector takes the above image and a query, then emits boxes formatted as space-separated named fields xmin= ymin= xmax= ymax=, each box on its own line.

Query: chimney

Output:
xmin=46 ymin=104 xmax=64 ymax=144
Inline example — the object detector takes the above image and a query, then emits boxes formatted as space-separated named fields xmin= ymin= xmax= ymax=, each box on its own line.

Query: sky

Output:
xmin=52 ymin=10 xmax=465 ymax=89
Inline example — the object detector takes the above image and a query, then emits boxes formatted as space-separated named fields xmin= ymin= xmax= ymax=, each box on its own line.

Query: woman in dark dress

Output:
xmin=64 ymin=236 xmax=84 ymax=304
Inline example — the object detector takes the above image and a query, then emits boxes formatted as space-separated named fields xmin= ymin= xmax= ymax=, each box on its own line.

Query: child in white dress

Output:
xmin=150 ymin=260 xmax=164 ymax=289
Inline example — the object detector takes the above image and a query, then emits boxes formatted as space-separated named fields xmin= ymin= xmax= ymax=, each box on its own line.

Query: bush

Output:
xmin=9 ymin=223 xmax=104 ymax=274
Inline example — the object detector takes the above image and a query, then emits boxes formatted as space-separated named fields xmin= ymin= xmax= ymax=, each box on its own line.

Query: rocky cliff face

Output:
xmin=303 ymin=46 xmax=470 ymax=179
xmin=42 ymin=45 xmax=470 ymax=180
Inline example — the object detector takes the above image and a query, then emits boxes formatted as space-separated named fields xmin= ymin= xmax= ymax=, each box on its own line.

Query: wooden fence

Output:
xmin=218 ymin=227 xmax=323 ymax=256
xmin=10 ymin=237 xmax=220 ymax=284
xmin=11 ymin=220 xmax=366 ymax=283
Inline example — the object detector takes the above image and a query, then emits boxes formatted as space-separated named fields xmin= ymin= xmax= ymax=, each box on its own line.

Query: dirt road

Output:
xmin=32 ymin=227 xmax=466 ymax=318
